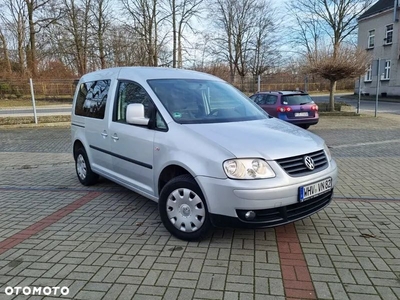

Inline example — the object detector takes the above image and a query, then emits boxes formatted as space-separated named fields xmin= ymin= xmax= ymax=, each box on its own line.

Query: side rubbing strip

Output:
xmin=89 ymin=145 xmax=152 ymax=169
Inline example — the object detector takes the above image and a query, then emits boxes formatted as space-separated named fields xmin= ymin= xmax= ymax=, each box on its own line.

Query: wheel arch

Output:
xmin=73 ymin=139 xmax=85 ymax=159
xmin=158 ymin=164 xmax=194 ymax=196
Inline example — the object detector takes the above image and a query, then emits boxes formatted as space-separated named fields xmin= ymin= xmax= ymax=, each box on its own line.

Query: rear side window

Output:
xmin=262 ymin=95 xmax=277 ymax=105
xmin=75 ymin=80 xmax=111 ymax=119
xmin=281 ymin=94 xmax=313 ymax=105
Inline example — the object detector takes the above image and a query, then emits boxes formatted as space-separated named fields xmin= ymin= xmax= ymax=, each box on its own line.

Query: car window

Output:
xmin=75 ymin=80 xmax=110 ymax=119
xmin=156 ymin=111 xmax=167 ymax=130
xmin=250 ymin=94 xmax=262 ymax=104
xmin=263 ymin=95 xmax=277 ymax=105
xmin=148 ymin=79 xmax=267 ymax=124
xmin=281 ymin=94 xmax=313 ymax=105
xmin=114 ymin=81 xmax=167 ymax=130
xmin=249 ymin=95 xmax=257 ymax=101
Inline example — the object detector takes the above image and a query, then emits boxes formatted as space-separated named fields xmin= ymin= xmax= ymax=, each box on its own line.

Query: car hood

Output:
xmin=185 ymin=118 xmax=324 ymax=160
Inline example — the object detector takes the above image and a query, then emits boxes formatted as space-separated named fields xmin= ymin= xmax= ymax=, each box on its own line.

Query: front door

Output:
xmin=109 ymin=80 xmax=156 ymax=196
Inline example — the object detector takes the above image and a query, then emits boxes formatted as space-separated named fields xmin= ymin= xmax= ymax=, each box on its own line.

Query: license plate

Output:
xmin=299 ymin=178 xmax=332 ymax=202
xmin=295 ymin=112 xmax=308 ymax=117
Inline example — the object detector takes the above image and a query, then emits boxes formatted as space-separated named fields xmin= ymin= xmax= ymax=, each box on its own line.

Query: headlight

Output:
xmin=324 ymin=144 xmax=332 ymax=161
xmin=223 ymin=159 xmax=275 ymax=179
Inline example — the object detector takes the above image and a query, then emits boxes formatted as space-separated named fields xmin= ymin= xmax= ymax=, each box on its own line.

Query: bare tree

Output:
xmin=168 ymin=0 xmax=203 ymax=68
xmin=90 ymin=0 xmax=112 ymax=69
xmin=305 ymin=46 xmax=371 ymax=110
xmin=1 ymin=0 xmax=27 ymax=75
xmin=59 ymin=0 xmax=93 ymax=76
xmin=24 ymin=0 xmax=61 ymax=77
xmin=288 ymin=0 xmax=372 ymax=110
xmin=286 ymin=7 xmax=323 ymax=58
xmin=0 ymin=28 xmax=12 ymax=77
xmin=247 ymin=1 xmax=279 ymax=77
xmin=210 ymin=0 xmax=277 ymax=84
xmin=121 ymin=0 xmax=168 ymax=66
xmin=109 ymin=24 xmax=150 ymax=66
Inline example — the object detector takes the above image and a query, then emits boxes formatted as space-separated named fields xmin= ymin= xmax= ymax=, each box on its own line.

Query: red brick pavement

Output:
xmin=276 ymin=223 xmax=316 ymax=300
xmin=0 ymin=191 xmax=101 ymax=255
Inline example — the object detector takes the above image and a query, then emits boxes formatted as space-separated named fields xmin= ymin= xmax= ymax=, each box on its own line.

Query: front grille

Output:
xmin=236 ymin=190 xmax=333 ymax=225
xmin=276 ymin=150 xmax=328 ymax=177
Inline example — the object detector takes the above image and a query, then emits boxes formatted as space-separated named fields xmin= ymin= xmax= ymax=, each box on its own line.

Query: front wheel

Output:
xmin=159 ymin=175 xmax=211 ymax=241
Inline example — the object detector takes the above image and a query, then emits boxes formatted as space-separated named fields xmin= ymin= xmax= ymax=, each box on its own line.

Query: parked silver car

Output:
xmin=71 ymin=67 xmax=338 ymax=240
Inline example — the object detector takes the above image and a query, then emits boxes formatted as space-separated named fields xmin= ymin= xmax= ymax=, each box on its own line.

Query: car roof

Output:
xmin=79 ymin=66 xmax=223 ymax=83
xmin=255 ymin=90 xmax=308 ymax=96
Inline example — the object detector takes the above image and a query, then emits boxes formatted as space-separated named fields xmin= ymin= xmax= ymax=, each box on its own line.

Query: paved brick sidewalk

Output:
xmin=0 ymin=114 xmax=399 ymax=299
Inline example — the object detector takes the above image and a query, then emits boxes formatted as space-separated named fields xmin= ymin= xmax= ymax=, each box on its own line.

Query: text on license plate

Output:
xmin=295 ymin=112 xmax=309 ymax=117
xmin=299 ymin=177 xmax=332 ymax=202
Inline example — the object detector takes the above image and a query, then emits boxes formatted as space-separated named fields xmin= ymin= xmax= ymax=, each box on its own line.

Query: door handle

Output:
xmin=111 ymin=134 xmax=119 ymax=141
xmin=101 ymin=131 xmax=108 ymax=137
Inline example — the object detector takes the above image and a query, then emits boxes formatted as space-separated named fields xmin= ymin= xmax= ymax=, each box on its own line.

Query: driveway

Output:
xmin=0 ymin=114 xmax=399 ymax=300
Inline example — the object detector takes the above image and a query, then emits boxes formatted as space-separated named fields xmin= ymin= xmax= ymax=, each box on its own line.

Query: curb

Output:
xmin=340 ymin=96 xmax=400 ymax=103
xmin=0 ymin=122 xmax=70 ymax=129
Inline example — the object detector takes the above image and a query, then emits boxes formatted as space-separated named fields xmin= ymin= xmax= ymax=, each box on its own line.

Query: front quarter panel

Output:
xmin=153 ymin=124 xmax=234 ymax=195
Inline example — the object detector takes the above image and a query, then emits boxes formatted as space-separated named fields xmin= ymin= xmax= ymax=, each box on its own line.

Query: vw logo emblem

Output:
xmin=304 ymin=156 xmax=315 ymax=170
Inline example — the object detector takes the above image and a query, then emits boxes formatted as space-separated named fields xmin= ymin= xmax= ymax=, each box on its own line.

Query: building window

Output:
xmin=382 ymin=60 xmax=391 ymax=80
xmin=385 ymin=24 xmax=393 ymax=44
xmin=365 ymin=64 xmax=372 ymax=81
xmin=368 ymin=30 xmax=375 ymax=48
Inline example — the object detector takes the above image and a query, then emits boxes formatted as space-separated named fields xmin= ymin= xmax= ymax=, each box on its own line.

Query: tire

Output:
xmin=299 ymin=124 xmax=310 ymax=129
xmin=159 ymin=174 xmax=211 ymax=241
xmin=74 ymin=148 xmax=99 ymax=186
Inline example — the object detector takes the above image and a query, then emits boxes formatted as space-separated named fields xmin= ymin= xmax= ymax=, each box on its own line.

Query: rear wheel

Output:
xmin=75 ymin=148 xmax=99 ymax=186
xmin=299 ymin=124 xmax=310 ymax=129
xmin=159 ymin=174 xmax=211 ymax=241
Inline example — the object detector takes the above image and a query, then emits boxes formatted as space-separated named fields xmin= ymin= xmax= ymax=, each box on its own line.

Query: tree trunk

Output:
xmin=99 ymin=35 xmax=106 ymax=69
xmin=27 ymin=1 xmax=37 ymax=77
xmin=17 ymin=18 xmax=25 ymax=75
xmin=172 ymin=0 xmax=176 ymax=68
xmin=0 ymin=31 xmax=12 ymax=76
xmin=98 ymin=1 xmax=106 ymax=69
xmin=329 ymin=80 xmax=336 ymax=112
xmin=177 ymin=22 xmax=182 ymax=68
xmin=154 ymin=20 xmax=158 ymax=66
xmin=153 ymin=0 xmax=158 ymax=66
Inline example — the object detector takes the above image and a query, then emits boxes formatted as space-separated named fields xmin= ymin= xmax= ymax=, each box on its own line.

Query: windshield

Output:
xmin=281 ymin=94 xmax=314 ymax=105
xmin=147 ymin=79 xmax=268 ymax=124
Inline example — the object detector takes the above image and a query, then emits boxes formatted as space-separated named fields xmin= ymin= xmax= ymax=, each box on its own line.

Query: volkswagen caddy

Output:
xmin=71 ymin=67 xmax=338 ymax=240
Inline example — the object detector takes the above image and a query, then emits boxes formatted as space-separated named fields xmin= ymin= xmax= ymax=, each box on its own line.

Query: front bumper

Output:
xmin=196 ymin=159 xmax=338 ymax=228
xmin=210 ymin=189 xmax=333 ymax=228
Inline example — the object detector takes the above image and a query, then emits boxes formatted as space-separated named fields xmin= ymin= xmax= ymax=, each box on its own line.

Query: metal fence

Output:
xmin=0 ymin=75 xmax=355 ymax=102
xmin=230 ymin=75 xmax=356 ymax=94
xmin=0 ymin=79 xmax=76 ymax=100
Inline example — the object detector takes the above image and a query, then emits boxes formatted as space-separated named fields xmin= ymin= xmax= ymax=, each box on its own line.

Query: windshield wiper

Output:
xmin=300 ymin=102 xmax=311 ymax=105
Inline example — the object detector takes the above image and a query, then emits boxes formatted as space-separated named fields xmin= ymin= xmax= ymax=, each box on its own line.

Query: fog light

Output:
xmin=245 ymin=211 xmax=256 ymax=220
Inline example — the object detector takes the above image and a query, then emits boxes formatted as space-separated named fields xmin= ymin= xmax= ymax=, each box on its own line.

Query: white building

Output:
xmin=357 ymin=0 xmax=400 ymax=96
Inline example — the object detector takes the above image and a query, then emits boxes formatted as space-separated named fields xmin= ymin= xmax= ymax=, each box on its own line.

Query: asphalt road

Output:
xmin=312 ymin=95 xmax=400 ymax=115
xmin=0 ymin=107 xmax=71 ymax=117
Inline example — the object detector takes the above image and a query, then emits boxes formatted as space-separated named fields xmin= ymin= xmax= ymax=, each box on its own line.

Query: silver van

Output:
xmin=71 ymin=67 xmax=338 ymax=240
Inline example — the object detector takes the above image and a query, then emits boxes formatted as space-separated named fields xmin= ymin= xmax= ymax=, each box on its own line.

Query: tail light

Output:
xmin=277 ymin=106 xmax=292 ymax=112
xmin=311 ymin=105 xmax=318 ymax=111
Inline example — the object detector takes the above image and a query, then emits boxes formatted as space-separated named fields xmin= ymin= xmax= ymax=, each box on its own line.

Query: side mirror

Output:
xmin=126 ymin=103 xmax=149 ymax=126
